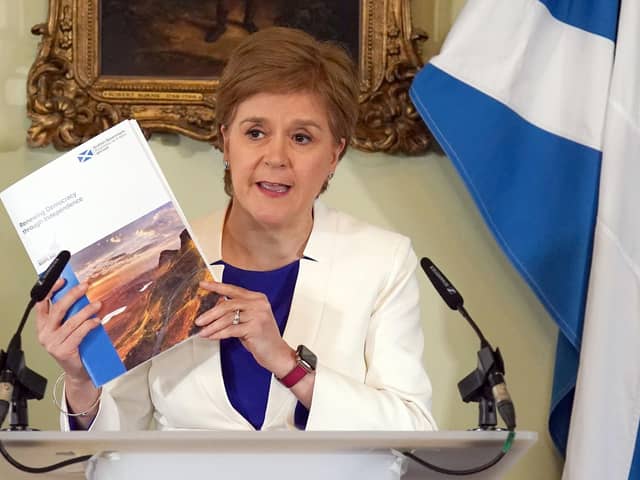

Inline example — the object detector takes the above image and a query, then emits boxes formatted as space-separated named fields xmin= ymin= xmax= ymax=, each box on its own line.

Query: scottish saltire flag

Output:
xmin=410 ymin=0 xmax=639 ymax=478
xmin=564 ymin=2 xmax=640 ymax=478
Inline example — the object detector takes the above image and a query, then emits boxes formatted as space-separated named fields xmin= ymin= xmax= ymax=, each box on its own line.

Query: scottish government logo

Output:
xmin=77 ymin=149 xmax=94 ymax=163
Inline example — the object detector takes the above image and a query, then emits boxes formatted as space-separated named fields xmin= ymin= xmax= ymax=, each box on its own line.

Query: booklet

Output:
xmin=0 ymin=120 xmax=218 ymax=387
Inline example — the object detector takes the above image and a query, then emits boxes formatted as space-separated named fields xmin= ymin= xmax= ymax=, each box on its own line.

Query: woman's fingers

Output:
xmin=201 ymin=323 xmax=246 ymax=341
xmin=39 ymin=300 xmax=100 ymax=354
xmin=198 ymin=307 xmax=247 ymax=339
xmin=55 ymin=301 xmax=102 ymax=345
xmin=49 ymin=277 xmax=67 ymax=297
xmin=197 ymin=308 xmax=243 ymax=337
xmin=34 ymin=277 xmax=66 ymax=330
xmin=34 ymin=299 xmax=49 ymax=332
xmin=55 ymin=317 xmax=102 ymax=359
xmin=48 ymin=282 xmax=89 ymax=326
xmin=195 ymin=281 xmax=269 ymax=329
xmin=194 ymin=297 xmax=245 ymax=327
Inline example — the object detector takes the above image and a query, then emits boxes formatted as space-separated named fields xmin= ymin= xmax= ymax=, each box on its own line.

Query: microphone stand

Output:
xmin=0 ymin=299 xmax=47 ymax=430
xmin=1 ymin=250 xmax=71 ymax=430
xmin=457 ymin=304 xmax=515 ymax=430
xmin=457 ymin=343 xmax=506 ymax=430
xmin=403 ymin=307 xmax=518 ymax=475
xmin=420 ymin=257 xmax=516 ymax=431
xmin=403 ymin=257 xmax=516 ymax=476
xmin=0 ymin=249 xmax=96 ymax=474
xmin=0 ymin=327 xmax=93 ymax=474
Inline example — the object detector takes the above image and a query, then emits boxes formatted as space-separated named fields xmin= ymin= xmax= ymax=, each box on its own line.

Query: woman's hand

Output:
xmin=34 ymin=278 xmax=102 ymax=383
xmin=35 ymin=278 xmax=103 ymax=425
xmin=195 ymin=281 xmax=296 ymax=377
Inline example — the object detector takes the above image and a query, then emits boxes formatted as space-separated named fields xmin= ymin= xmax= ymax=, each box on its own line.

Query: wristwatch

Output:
xmin=278 ymin=345 xmax=317 ymax=388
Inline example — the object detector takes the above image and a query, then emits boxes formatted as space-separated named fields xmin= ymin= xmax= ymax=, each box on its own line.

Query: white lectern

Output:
xmin=0 ymin=430 xmax=536 ymax=480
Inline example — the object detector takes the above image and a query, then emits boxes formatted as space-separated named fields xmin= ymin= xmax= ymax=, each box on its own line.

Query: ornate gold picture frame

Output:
xmin=27 ymin=0 xmax=431 ymax=154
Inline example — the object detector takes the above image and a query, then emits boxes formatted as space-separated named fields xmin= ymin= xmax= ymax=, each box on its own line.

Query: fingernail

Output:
xmin=195 ymin=316 xmax=203 ymax=326
xmin=93 ymin=301 xmax=102 ymax=309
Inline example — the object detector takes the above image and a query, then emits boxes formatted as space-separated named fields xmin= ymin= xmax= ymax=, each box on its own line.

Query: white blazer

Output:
xmin=62 ymin=201 xmax=436 ymax=431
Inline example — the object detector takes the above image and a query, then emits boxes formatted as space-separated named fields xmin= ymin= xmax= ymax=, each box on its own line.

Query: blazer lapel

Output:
xmin=263 ymin=201 xmax=337 ymax=428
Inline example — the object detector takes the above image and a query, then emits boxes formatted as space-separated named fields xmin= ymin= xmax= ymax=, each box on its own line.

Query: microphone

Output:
xmin=420 ymin=257 xmax=516 ymax=430
xmin=30 ymin=250 xmax=71 ymax=302
xmin=420 ymin=257 xmax=463 ymax=310
xmin=420 ymin=257 xmax=489 ymax=347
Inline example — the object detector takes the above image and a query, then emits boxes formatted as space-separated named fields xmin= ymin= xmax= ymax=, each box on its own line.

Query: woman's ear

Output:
xmin=332 ymin=138 xmax=347 ymax=165
xmin=220 ymin=125 xmax=229 ymax=152
xmin=331 ymin=138 xmax=347 ymax=165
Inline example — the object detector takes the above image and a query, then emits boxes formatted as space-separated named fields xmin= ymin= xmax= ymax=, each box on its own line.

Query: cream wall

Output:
xmin=0 ymin=1 xmax=562 ymax=479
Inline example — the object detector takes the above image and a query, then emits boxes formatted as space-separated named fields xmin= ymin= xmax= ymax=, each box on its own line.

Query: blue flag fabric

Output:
xmin=410 ymin=0 xmax=640 ymax=478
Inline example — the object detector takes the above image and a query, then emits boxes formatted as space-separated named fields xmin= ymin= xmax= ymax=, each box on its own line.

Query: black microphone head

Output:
xmin=420 ymin=257 xmax=464 ymax=310
xmin=30 ymin=250 xmax=71 ymax=302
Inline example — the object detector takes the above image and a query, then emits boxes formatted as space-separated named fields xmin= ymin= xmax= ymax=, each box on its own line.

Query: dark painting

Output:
xmin=100 ymin=0 xmax=360 ymax=78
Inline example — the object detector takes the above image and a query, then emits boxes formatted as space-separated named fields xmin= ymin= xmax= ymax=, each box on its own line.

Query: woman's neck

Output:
xmin=221 ymin=201 xmax=313 ymax=271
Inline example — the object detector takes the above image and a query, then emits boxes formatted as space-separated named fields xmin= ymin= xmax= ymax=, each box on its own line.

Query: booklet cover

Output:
xmin=0 ymin=120 xmax=218 ymax=387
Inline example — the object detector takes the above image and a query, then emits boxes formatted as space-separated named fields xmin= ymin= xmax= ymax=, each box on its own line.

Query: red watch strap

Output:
xmin=278 ymin=365 xmax=308 ymax=388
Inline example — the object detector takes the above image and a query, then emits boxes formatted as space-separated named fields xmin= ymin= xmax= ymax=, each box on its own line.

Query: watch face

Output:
xmin=296 ymin=344 xmax=317 ymax=371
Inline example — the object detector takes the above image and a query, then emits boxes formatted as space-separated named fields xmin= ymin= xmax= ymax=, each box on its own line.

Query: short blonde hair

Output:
xmin=216 ymin=27 xmax=360 ymax=196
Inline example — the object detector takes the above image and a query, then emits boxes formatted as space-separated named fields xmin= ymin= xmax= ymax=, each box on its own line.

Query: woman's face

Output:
xmin=222 ymin=91 xmax=345 ymax=229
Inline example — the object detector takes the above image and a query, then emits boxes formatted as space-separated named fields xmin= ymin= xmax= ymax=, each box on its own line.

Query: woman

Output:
xmin=36 ymin=27 xmax=437 ymax=431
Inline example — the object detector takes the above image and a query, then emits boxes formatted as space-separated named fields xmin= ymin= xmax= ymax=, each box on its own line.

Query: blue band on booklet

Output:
xmin=53 ymin=264 xmax=126 ymax=387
